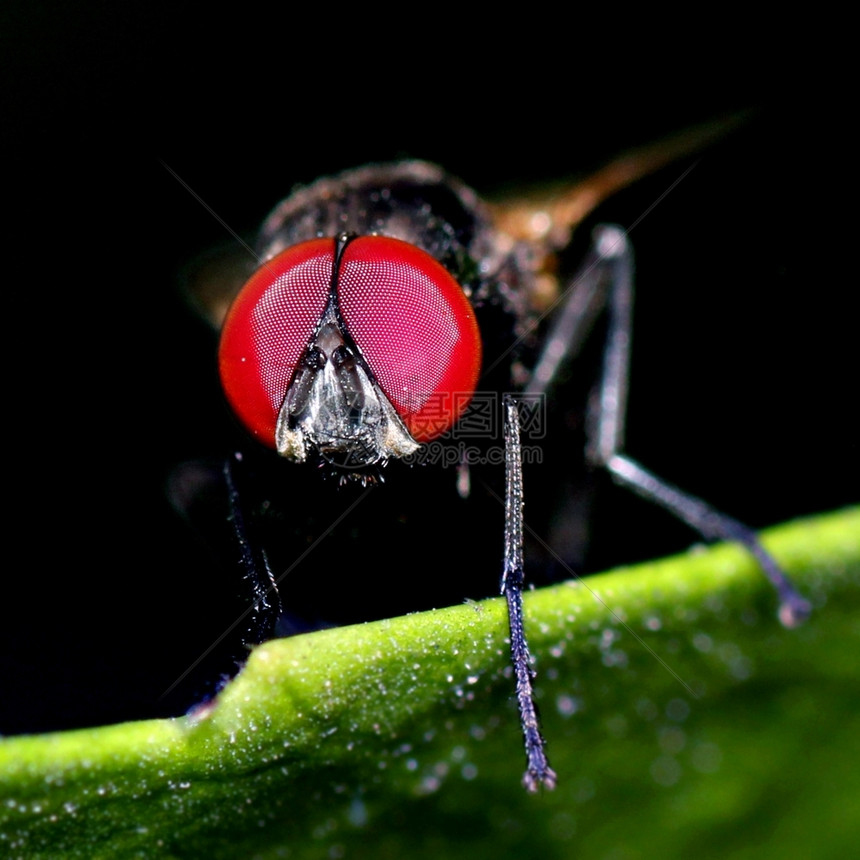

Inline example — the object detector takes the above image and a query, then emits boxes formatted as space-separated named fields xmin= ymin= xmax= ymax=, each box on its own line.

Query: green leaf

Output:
xmin=2 ymin=507 xmax=859 ymax=859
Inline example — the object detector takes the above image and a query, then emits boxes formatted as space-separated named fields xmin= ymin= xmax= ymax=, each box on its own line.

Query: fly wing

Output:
xmin=486 ymin=112 xmax=752 ymax=313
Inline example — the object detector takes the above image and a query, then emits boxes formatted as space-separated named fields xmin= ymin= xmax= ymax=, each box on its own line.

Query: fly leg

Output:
xmin=536 ymin=225 xmax=811 ymax=626
xmin=224 ymin=452 xmax=284 ymax=648
xmin=502 ymin=395 xmax=557 ymax=791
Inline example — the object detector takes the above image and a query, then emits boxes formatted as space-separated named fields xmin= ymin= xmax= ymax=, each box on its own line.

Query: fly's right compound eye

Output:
xmin=218 ymin=236 xmax=482 ymax=458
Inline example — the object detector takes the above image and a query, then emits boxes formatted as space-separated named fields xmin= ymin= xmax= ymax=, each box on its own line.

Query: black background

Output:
xmin=1 ymin=12 xmax=855 ymax=734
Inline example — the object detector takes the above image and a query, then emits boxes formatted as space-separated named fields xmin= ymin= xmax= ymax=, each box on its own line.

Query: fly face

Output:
xmin=218 ymin=225 xmax=483 ymax=480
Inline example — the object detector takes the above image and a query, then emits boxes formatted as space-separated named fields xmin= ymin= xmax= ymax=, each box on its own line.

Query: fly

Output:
xmin=176 ymin=121 xmax=810 ymax=792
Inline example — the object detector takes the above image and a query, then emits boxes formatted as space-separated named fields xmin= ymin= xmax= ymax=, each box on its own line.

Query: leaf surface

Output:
xmin=2 ymin=507 xmax=858 ymax=859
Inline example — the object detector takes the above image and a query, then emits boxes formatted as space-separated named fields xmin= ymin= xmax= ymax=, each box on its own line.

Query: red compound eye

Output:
xmin=218 ymin=235 xmax=482 ymax=448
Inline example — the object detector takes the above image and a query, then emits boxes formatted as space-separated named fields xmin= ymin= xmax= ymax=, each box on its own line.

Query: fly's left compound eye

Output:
xmin=218 ymin=235 xmax=482 ymax=451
